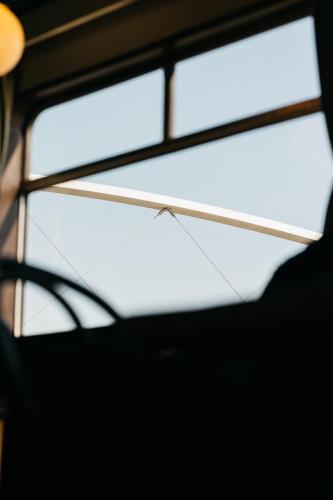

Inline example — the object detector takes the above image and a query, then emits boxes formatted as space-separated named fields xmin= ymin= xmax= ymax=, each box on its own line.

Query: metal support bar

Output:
xmin=163 ymin=63 xmax=175 ymax=141
xmin=29 ymin=174 xmax=322 ymax=245
xmin=23 ymin=98 xmax=321 ymax=194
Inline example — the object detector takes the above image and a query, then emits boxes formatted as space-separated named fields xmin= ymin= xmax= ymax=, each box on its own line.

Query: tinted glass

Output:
xmin=175 ymin=18 xmax=320 ymax=135
xmin=30 ymin=70 xmax=163 ymax=175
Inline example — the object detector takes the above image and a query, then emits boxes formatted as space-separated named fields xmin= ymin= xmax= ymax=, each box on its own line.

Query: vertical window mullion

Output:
xmin=163 ymin=62 xmax=175 ymax=141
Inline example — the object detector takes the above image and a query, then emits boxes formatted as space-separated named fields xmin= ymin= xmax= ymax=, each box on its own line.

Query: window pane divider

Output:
xmin=163 ymin=63 xmax=175 ymax=141
xmin=23 ymin=97 xmax=321 ymax=194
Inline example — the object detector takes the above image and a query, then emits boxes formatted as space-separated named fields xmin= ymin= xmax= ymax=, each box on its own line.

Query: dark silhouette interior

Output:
xmin=1 ymin=0 xmax=333 ymax=498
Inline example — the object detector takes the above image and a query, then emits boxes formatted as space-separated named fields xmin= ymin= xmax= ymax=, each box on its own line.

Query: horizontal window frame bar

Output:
xmin=23 ymin=97 xmax=321 ymax=194
xmin=19 ymin=1 xmax=311 ymax=116
xmin=28 ymin=174 xmax=322 ymax=245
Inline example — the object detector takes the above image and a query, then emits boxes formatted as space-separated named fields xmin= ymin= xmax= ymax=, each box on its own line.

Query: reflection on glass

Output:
xmin=30 ymin=70 xmax=163 ymax=175
xmin=175 ymin=17 xmax=320 ymax=135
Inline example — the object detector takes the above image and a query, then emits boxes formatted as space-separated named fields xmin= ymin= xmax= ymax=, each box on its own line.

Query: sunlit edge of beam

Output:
xmin=29 ymin=174 xmax=322 ymax=245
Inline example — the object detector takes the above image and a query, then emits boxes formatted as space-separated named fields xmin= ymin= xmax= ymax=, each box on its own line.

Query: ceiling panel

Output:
xmin=17 ymin=0 xmax=309 ymax=98
xmin=4 ymin=0 xmax=57 ymax=16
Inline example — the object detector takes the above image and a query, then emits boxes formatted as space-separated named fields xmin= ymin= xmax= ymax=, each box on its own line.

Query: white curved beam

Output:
xmin=29 ymin=174 xmax=322 ymax=245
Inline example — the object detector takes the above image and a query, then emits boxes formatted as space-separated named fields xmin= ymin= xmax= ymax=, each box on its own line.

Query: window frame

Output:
xmin=21 ymin=2 xmax=318 ymax=190
xmin=15 ymin=1 xmax=321 ymax=336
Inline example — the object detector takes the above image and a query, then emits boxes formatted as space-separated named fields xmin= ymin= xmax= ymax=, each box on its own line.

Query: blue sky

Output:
xmin=23 ymin=17 xmax=333 ymax=335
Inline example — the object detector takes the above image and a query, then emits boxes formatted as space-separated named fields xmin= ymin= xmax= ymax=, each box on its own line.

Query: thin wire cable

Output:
xmin=170 ymin=211 xmax=245 ymax=302
xmin=29 ymin=215 xmax=94 ymax=293
xmin=24 ymin=213 xmax=157 ymax=327
xmin=81 ymin=213 xmax=157 ymax=278
xmin=23 ymin=278 xmax=83 ymax=327
xmin=243 ymin=284 xmax=265 ymax=302
xmin=25 ymin=207 xmax=248 ymax=327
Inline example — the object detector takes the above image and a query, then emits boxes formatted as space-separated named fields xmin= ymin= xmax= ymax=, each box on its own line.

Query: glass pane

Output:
xmin=24 ymin=189 xmax=304 ymax=336
xmin=24 ymin=284 xmax=78 ymax=336
xmin=24 ymin=193 xmax=158 ymax=334
xmin=24 ymin=282 xmax=115 ymax=336
xmin=85 ymin=113 xmax=333 ymax=233
xmin=30 ymin=70 xmax=163 ymax=176
xmin=175 ymin=17 xmax=320 ymax=136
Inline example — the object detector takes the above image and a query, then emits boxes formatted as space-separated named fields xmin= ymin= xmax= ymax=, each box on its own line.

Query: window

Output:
xmin=175 ymin=18 xmax=320 ymax=135
xmin=23 ymin=16 xmax=331 ymax=336
xmin=86 ymin=113 xmax=332 ymax=232
xmin=30 ymin=70 xmax=164 ymax=175
xmin=24 ymin=188 xmax=305 ymax=335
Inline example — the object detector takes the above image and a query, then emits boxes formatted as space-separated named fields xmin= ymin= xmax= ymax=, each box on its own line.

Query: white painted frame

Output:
xmin=29 ymin=174 xmax=322 ymax=245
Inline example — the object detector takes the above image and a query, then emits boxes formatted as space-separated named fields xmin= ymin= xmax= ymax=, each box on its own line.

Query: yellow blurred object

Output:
xmin=0 ymin=3 xmax=25 ymax=76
